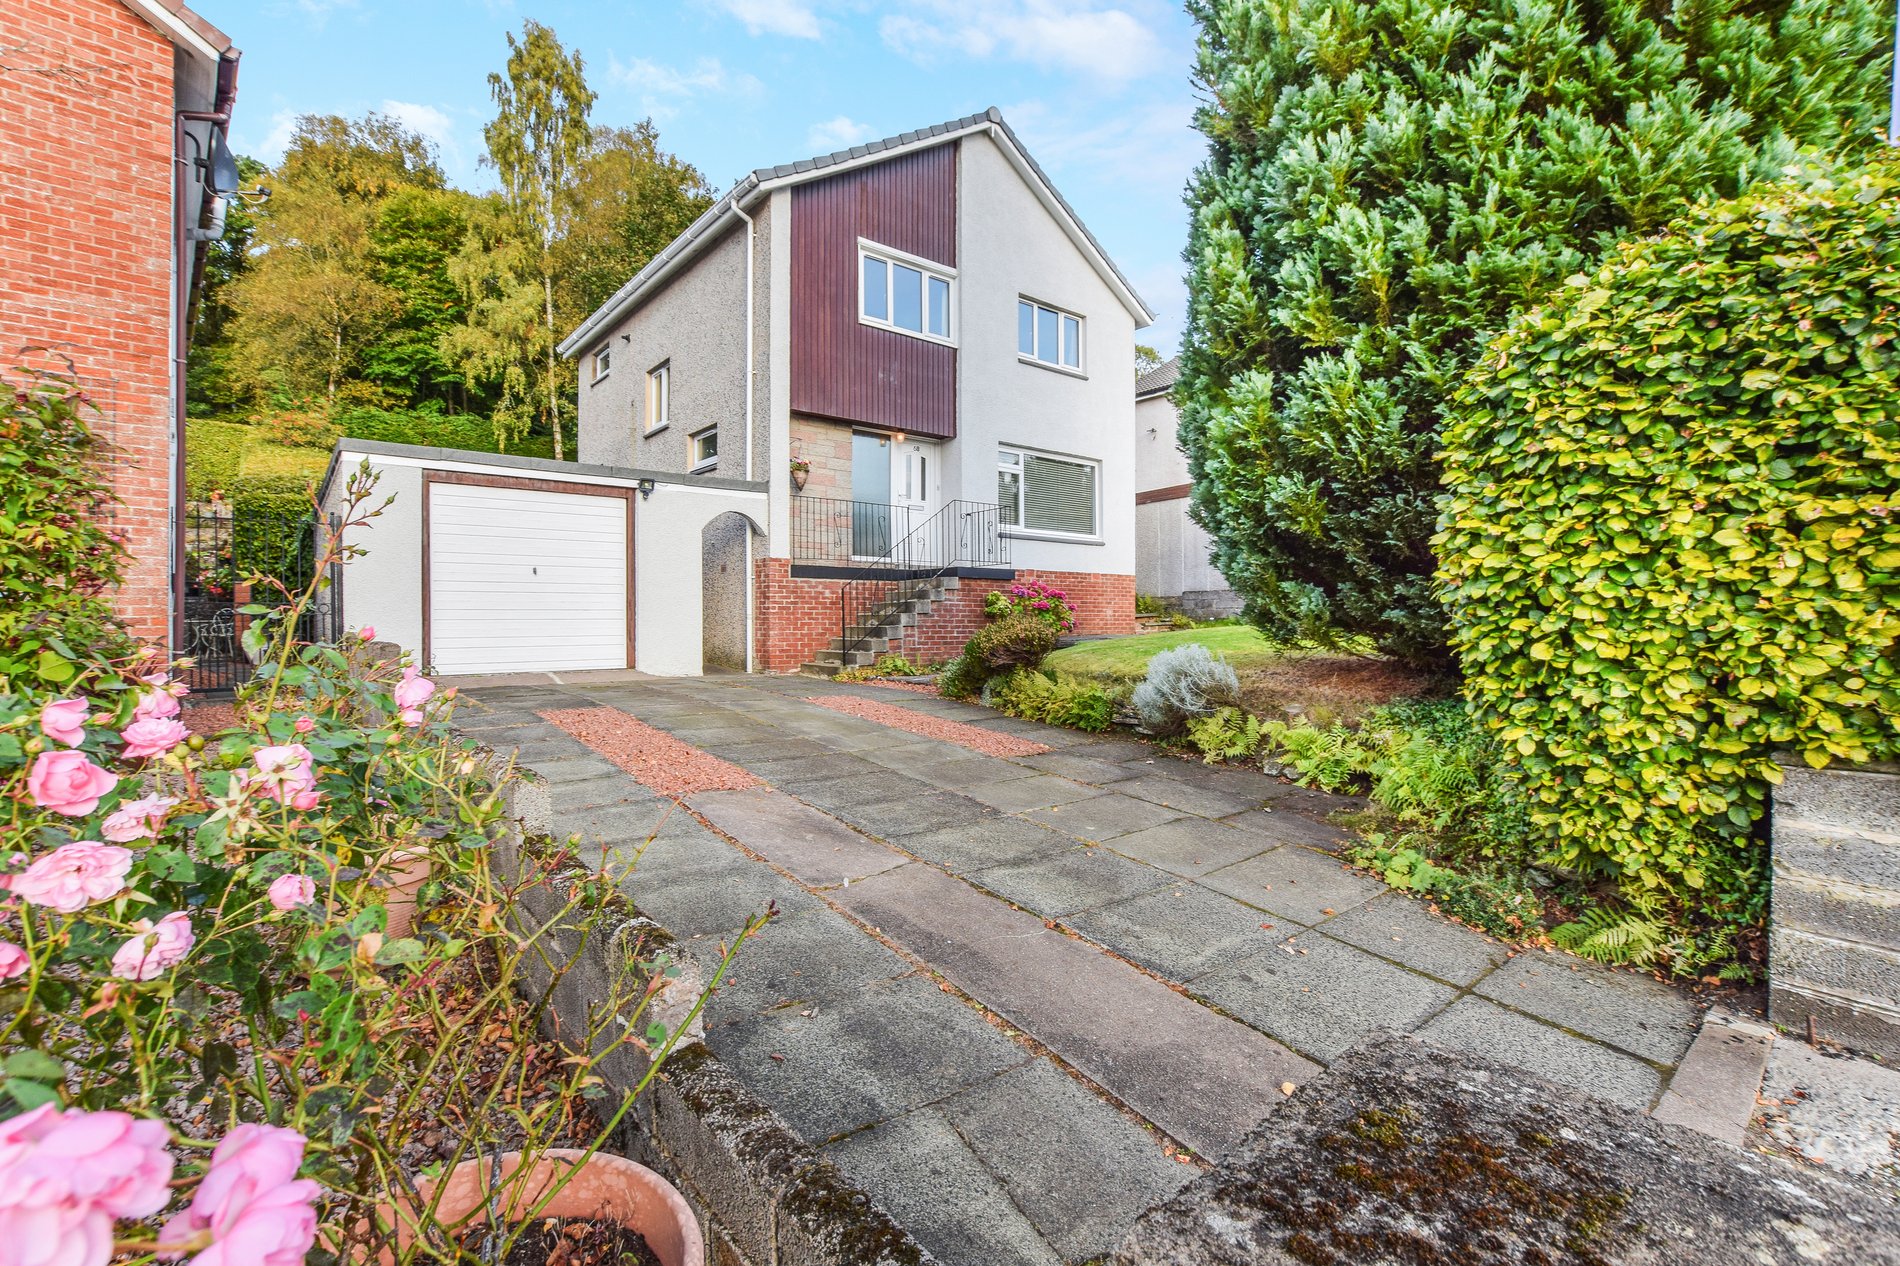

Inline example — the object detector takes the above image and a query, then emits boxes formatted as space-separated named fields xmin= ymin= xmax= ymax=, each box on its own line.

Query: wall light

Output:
xmin=635 ymin=478 xmax=656 ymax=500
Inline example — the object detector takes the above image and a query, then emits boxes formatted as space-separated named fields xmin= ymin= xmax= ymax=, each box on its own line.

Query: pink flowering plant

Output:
xmin=1 ymin=447 xmax=753 ymax=1264
xmin=983 ymin=579 xmax=1077 ymax=633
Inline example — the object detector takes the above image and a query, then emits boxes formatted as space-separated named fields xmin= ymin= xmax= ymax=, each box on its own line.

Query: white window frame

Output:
xmin=645 ymin=362 xmax=670 ymax=435
xmin=857 ymin=238 xmax=957 ymax=347
xmin=689 ymin=424 xmax=719 ymax=472
xmin=1017 ymin=297 xmax=1085 ymax=376
xmin=591 ymin=344 xmax=612 ymax=384
xmin=996 ymin=444 xmax=1101 ymax=541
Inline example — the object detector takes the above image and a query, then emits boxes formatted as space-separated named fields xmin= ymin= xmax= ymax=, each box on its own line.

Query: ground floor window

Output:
xmin=998 ymin=446 xmax=1098 ymax=537
xmin=690 ymin=425 xmax=718 ymax=471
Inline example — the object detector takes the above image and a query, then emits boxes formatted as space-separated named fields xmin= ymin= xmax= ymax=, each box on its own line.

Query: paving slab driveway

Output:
xmin=459 ymin=674 xmax=1708 ymax=1266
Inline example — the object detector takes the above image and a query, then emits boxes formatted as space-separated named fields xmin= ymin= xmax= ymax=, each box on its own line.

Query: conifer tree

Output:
xmin=1178 ymin=0 xmax=1889 ymax=668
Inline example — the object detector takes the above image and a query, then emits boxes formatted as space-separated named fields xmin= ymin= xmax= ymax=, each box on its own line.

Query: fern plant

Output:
xmin=1186 ymin=706 xmax=1267 ymax=763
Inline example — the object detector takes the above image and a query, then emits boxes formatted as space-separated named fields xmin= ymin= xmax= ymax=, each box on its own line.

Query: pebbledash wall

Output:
xmin=753 ymin=561 xmax=1133 ymax=673
xmin=0 ymin=0 xmax=192 ymax=643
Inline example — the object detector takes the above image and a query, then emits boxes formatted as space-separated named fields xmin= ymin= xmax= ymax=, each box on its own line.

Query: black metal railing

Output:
xmin=791 ymin=495 xmax=922 ymax=564
xmin=182 ymin=508 xmax=342 ymax=694
xmin=837 ymin=500 xmax=1011 ymax=660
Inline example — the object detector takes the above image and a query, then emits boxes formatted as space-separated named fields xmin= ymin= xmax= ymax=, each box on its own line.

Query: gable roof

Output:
xmin=1135 ymin=355 xmax=1181 ymax=400
xmin=557 ymin=106 xmax=1153 ymax=358
xmin=120 ymin=0 xmax=235 ymax=62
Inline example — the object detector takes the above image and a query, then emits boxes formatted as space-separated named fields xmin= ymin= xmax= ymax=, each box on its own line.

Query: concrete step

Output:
xmin=828 ymin=636 xmax=891 ymax=655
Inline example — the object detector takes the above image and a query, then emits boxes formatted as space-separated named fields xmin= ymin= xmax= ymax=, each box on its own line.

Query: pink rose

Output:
xmin=0 ymin=941 xmax=24 ymax=981
xmin=0 ymin=1106 xmax=175 ymax=1252
xmin=132 ymin=689 xmax=181 ymax=722
xmin=249 ymin=744 xmax=315 ymax=804
xmin=101 ymin=794 xmax=179 ymax=844
xmin=292 ymin=716 xmax=314 ymax=734
xmin=11 ymin=843 xmax=132 ymax=913
xmin=267 ymin=875 xmax=316 ymax=912
xmin=110 ymin=911 xmax=194 ymax=981
xmin=38 ymin=699 xmax=89 ymax=748
xmin=287 ymin=788 xmax=322 ymax=812
xmin=393 ymin=666 xmax=435 ymax=712
xmin=398 ymin=708 xmax=425 ymax=728
xmin=159 ymin=1125 xmax=318 ymax=1266
xmin=120 ymin=716 xmax=190 ymax=760
xmin=358 ymin=625 xmax=376 ymax=641
xmin=25 ymin=751 xmax=119 ymax=816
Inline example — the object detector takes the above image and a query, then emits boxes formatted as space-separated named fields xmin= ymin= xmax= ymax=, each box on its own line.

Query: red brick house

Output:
xmin=0 ymin=0 xmax=240 ymax=648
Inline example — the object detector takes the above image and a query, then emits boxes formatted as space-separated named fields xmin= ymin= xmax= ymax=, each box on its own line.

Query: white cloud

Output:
xmin=806 ymin=116 xmax=879 ymax=152
xmin=709 ymin=0 xmax=821 ymax=39
xmin=610 ymin=56 xmax=763 ymax=121
xmin=881 ymin=0 xmax=1165 ymax=83
xmin=380 ymin=100 xmax=460 ymax=167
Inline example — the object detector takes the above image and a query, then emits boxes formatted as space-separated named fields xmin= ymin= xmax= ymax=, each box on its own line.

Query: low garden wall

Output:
xmin=490 ymin=769 xmax=933 ymax=1266
xmin=1771 ymin=759 xmax=1900 ymax=1061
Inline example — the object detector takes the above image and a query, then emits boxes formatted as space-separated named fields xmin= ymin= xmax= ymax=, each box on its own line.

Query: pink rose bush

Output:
xmin=248 ymin=744 xmax=316 ymax=804
xmin=983 ymin=579 xmax=1077 ymax=632
xmin=119 ymin=716 xmax=190 ymax=760
xmin=38 ymin=699 xmax=88 ymax=747
xmin=100 ymin=794 xmax=178 ymax=843
xmin=267 ymin=874 xmax=316 ymax=912
xmin=110 ymin=912 xmax=195 ymax=981
xmin=26 ymin=752 xmax=118 ymax=817
xmin=394 ymin=666 xmax=436 ymax=727
xmin=0 ymin=1105 xmax=174 ymax=1266
xmin=159 ymin=1125 xmax=318 ymax=1266
xmin=0 ymin=942 xmax=24 ymax=982
xmin=10 ymin=843 xmax=132 ymax=913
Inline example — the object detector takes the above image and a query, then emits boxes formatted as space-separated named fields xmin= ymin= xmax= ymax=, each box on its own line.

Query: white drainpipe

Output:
xmin=733 ymin=198 xmax=757 ymax=670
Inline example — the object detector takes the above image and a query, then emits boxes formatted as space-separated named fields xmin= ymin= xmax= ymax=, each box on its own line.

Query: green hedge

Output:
xmin=184 ymin=418 xmax=251 ymax=499
xmin=332 ymin=407 xmax=555 ymax=459
xmin=1439 ymin=151 xmax=1900 ymax=905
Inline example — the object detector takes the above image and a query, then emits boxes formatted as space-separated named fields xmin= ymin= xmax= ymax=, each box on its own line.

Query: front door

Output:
xmin=851 ymin=433 xmax=941 ymax=559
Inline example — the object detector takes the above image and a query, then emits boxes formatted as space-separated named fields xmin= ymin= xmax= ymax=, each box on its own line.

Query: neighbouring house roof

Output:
xmin=1136 ymin=355 xmax=1181 ymax=400
xmin=557 ymin=106 xmax=1154 ymax=358
xmin=120 ymin=0 xmax=235 ymax=61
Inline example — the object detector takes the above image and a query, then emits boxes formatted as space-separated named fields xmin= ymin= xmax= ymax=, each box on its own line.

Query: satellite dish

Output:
xmin=207 ymin=130 xmax=242 ymax=196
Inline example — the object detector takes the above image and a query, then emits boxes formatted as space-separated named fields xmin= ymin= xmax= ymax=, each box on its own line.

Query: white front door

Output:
xmin=850 ymin=433 xmax=941 ymax=559
xmin=892 ymin=437 xmax=940 ymax=525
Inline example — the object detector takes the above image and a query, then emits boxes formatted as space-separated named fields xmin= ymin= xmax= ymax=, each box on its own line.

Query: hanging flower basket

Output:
xmin=789 ymin=459 xmax=810 ymax=492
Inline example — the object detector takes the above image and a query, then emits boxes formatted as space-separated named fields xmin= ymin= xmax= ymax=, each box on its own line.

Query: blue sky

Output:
xmin=204 ymin=0 xmax=1206 ymax=353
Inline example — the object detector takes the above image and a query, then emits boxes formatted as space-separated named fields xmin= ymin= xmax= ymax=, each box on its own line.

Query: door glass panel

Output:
xmin=1018 ymin=301 xmax=1034 ymax=355
xmin=892 ymin=264 xmax=923 ymax=331
xmin=851 ymin=433 xmax=893 ymax=556
xmin=862 ymin=256 xmax=887 ymax=320
xmin=1036 ymin=306 xmax=1059 ymax=362
xmin=928 ymin=277 xmax=950 ymax=336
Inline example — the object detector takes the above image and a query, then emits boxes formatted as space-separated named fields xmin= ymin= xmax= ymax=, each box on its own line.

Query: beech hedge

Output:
xmin=1439 ymin=152 xmax=1900 ymax=901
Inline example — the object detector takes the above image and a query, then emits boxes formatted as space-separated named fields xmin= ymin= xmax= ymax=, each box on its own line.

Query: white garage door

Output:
xmin=428 ymin=481 xmax=629 ymax=675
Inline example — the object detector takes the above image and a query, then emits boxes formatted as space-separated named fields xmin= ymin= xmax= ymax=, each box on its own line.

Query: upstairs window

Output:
xmin=1018 ymin=299 xmax=1083 ymax=372
xmin=997 ymin=446 xmax=1098 ymax=538
xmin=645 ymin=362 xmax=670 ymax=434
xmin=592 ymin=345 xmax=612 ymax=382
xmin=860 ymin=241 xmax=954 ymax=344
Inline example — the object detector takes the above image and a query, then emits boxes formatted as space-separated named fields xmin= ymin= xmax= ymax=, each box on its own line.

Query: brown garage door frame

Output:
xmin=421 ymin=470 xmax=636 ymax=673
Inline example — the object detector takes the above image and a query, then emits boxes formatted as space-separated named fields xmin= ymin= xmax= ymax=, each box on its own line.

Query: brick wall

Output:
xmin=754 ymin=561 xmax=1134 ymax=673
xmin=0 ymin=0 xmax=179 ymax=645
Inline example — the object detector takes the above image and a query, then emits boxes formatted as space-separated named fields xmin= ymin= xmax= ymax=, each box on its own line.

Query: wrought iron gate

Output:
xmin=181 ymin=508 xmax=342 ymax=693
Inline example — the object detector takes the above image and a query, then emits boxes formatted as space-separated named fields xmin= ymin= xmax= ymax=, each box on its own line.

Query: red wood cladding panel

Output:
xmin=790 ymin=143 xmax=958 ymax=439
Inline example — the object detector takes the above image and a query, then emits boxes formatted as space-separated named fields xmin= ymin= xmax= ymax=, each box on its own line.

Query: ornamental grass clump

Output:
xmin=1439 ymin=150 xmax=1900 ymax=923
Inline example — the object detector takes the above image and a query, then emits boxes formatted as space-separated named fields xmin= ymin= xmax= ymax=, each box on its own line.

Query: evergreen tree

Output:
xmin=1178 ymin=0 xmax=1889 ymax=669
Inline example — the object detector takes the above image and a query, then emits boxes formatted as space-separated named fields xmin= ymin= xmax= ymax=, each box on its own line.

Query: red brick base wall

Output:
xmin=753 ymin=560 xmax=1135 ymax=673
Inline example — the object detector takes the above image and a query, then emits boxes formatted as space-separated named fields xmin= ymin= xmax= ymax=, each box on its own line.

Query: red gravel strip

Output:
xmin=182 ymin=702 xmax=238 ymax=736
xmin=539 ymin=706 xmax=761 ymax=798
xmin=803 ymin=695 xmax=1050 ymax=758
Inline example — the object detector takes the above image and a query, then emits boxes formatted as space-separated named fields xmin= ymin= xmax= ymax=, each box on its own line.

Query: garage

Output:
xmin=425 ymin=473 xmax=632 ymax=675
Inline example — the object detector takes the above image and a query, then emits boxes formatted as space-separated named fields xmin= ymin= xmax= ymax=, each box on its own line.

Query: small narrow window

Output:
xmin=690 ymin=426 xmax=718 ymax=471
xmin=645 ymin=363 xmax=670 ymax=434
xmin=859 ymin=241 xmax=955 ymax=345
xmin=1017 ymin=300 xmax=1035 ymax=356
xmin=592 ymin=345 xmax=611 ymax=382
xmin=1061 ymin=315 xmax=1081 ymax=368
xmin=1018 ymin=299 xmax=1085 ymax=373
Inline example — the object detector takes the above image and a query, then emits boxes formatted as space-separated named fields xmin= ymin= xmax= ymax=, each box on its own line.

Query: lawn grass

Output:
xmin=1048 ymin=624 xmax=1443 ymax=725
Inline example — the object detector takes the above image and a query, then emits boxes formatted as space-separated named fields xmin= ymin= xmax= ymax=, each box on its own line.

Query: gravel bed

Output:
xmin=182 ymin=701 xmax=238 ymax=734
xmin=539 ymin=706 xmax=762 ymax=798
xmin=802 ymin=695 xmax=1051 ymax=758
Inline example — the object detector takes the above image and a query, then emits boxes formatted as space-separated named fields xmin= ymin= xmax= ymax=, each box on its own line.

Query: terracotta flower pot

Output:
xmin=381 ymin=848 xmax=433 ymax=939
xmin=790 ymin=464 xmax=809 ymax=491
xmin=371 ymin=1149 xmax=702 ymax=1266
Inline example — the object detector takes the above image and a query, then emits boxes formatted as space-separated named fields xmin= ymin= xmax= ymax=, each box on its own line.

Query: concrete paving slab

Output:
xmin=788 ymin=770 xmax=946 ymax=812
xmin=707 ymin=973 xmax=1032 ymax=1144
xmin=518 ymin=754 xmax=628 ymax=785
xmin=700 ymin=736 xmax=836 ymax=763
xmin=967 ymin=846 xmax=1175 ymax=918
xmin=1022 ymin=793 xmax=1184 ymax=843
xmin=826 ymin=791 xmax=997 ymax=839
xmin=1194 ymin=934 xmax=1458 ymax=1062
xmin=623 ymin=853 xmax=824 ymax=940
xmin=857 ymin=743 xmax=983 ymax=778
xmin=1110 ymin=774 xmax=1264 ymax=820
xmin=1068 ymin=884 xmax=1302 ymax=981
xmin=1652 ymin=1015 xmax=1772 ymax=1146
xmin=688 ymin=787 xmax=906 ymax=886
xmin=939 ymin=1059 xmax=1194 ymax=1261
xmin=1754 ymin=1036 xmax=1900 ymax=1194
xmin=1419 ymin=995 xmax=1663 ymax=1111
xmin=883 ymin=819 xmax=1076 ymax=873
xmin=1320 ymin=892 xmax=1510 ymax=987
xmin=825 ymin=1106 xmax=1062 ymax=1266
xmin=1475 ymin=952 xmax=1701 ymax=1065
xmin=1010 ymin=751 xmax=1142 ymax=786
xmin=690 ymin=907 xmax=914 ymax=1014
xmin=960 ymin=775 xmax=1103 ymax=814
xmin=546 ymin=774 xmax=657 ymax=813
xmin=1196 ymin=847 xmax=1385 ymax=925
xmin=1103 ymin=818 xmax=1270 ymax=878
xmin=834 ymin=863 xmax=1317 ymax=1156
xmin=1216 ymin=805 xmax=1351 ymax=850
xmin=740 ymin=753 xmax=881 ymax=785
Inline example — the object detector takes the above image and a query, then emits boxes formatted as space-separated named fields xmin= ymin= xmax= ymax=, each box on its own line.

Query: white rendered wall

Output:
xmin=954 ymin=132 xmax=1139 ymax=577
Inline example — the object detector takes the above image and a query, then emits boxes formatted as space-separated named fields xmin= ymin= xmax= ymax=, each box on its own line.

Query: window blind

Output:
xmin=1023 ymin=455 xmax=1095 ymax=535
